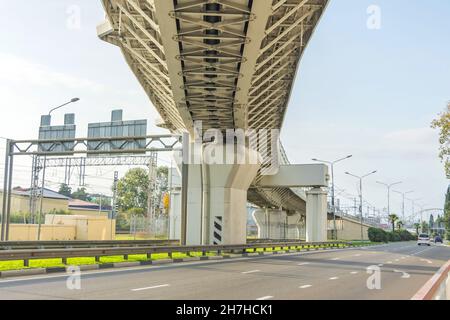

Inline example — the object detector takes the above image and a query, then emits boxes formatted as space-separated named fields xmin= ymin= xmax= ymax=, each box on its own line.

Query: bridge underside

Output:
xmin=98 ymin=0 xmax=328 ymax=221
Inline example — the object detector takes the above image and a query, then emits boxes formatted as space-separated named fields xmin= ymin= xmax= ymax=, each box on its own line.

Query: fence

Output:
xmin=130 ymin=214 xmax=169 ymax=239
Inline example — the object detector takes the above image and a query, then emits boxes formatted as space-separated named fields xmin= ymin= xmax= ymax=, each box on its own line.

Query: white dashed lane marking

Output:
xmin=299 ymin=285 xmax=312 ymax=289
xmin=132 ymin=284 xmax=170 ymax=292
xmin=242 ymin=270 xmax=260 ymax=274
xmin=329 ymin=277 xmax=339 ymax=280
xmin=256 ymin=296 xmax=273 ymax=300
xmin=420 ymin=259 xmax=433 ymax=264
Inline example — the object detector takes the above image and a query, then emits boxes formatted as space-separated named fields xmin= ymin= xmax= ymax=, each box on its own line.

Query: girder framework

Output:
xmin=99 ymin=0 xmax=328 ymax=213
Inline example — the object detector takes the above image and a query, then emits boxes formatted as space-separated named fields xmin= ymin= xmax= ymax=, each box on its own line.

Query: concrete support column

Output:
xmin=252 ymin=209 xmax=288 ymax=240
xmin=180 ymin=144 xmax=260 ymax=245
xmin=306 ymin=187 xmax=328 ymax=242
xmin=286 ymin=213 xmax=302 ymax=239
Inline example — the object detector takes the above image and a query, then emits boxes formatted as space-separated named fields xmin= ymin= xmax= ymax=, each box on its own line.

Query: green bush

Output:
xmin=116 ymin=212 xmax=130 ymax=231
xmin=368 ymin=227 xmax=388 ymax=242
xmin=398 ymin=229 xmax=416 ymax=241
xmin=387 ymin=231 xmax=401 ymax=242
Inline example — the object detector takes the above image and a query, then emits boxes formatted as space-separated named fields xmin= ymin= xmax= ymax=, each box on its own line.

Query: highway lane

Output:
xmin=0 ymin=242 xmax=448 ymax=300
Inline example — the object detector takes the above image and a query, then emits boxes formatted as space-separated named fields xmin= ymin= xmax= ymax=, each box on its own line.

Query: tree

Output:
xmin=397 ymin=220 xmax=404 ymax=230
xmin=445 ymin=185 xmax=450 ymax=240
xmin=156 ymin=166 xmax=169 ymax=215
xmin=58 ymin=183 xmax=72 ymax=197
xmin=388 ymin=214 xmax=399 ymax=232
xmin=414 ymin=223 xmax=421 ymax=235
xmin=71 ymin=187 xmax=88 ymax=201
xmin=431 ymin=103 xmax=450 ymax=179
xmin=421 ymin=221 xmax=429 ymax=234
xmin=116 ymin=168 xmax=149 ymax=212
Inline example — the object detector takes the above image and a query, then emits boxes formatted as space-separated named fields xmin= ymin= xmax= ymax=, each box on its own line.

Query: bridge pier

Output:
xmin=305 ymin=187 xmax=328 ymax=242
xmin=252 ymin=210 xmax=303 ymax=240
xmin=181 ymin=144 xmax=260 ymax=245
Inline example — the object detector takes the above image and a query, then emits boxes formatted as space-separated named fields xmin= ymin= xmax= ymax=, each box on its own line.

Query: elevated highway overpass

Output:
xmin=98 ymin=0 xmax=330 ymax=245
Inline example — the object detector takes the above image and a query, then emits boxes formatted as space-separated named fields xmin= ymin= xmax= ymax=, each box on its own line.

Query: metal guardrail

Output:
xmin=0 ymin=239 xmax=304 ymax=250
xmin=0 ymin=239 xmax=180 ymax=250
xmin=0 ymin=241 xmax=357 ymax=267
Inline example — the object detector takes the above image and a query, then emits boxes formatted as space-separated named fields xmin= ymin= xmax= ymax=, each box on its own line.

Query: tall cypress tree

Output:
xmin=445 ymin=185 xmax=450 ymax=240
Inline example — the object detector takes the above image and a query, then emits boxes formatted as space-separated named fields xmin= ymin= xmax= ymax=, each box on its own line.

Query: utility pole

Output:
xmin=393 ymin=190 xmax=413 ymax=223
xmin=312 ymin=155 xmax=352 ymax=240
xmin=346 ymin=170 xmax=377 ymax=241
xmin=111 ymin=171 xmax=119 ymax=240
xmin=376 ymin=181 xmax=402 ymax=216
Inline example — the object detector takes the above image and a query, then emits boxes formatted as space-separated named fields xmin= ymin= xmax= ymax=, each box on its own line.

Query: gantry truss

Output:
xmin=98 ymin=0 xmax=328 ymax=213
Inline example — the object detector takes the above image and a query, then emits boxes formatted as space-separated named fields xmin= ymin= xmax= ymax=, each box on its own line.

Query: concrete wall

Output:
xmin=0 ymin=192 xmax=68 ymax=214
xmin=329 ymin=217 xmax=370 ymax=241
xmin=68 ymin=208 xmax=109 ymax=217
xmin=46 ymin=215 xmax=115 ymax=240
xmin=9 ymin=224 xmax=76 ymax=241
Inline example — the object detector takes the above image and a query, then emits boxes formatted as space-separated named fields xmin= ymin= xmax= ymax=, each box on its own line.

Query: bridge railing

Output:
xmin=412 ymin=259 xmax=450 ymax=300
xmin=0 ymin=241 xmax=363 ymax=267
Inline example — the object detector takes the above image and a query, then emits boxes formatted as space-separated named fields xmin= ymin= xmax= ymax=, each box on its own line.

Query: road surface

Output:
xmin=0 ymin=242 xmax=448 ymax=300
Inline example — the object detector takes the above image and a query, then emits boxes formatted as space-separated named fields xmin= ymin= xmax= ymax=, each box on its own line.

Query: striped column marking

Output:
xmin=213 ymin=216 xmax=223 ymax=245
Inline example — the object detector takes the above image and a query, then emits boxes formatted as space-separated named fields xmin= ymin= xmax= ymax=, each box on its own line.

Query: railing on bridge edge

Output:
xmin=412 ymin=259 xmax=450 ymax=300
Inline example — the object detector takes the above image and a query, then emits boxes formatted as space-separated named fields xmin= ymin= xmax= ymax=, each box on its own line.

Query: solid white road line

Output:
xmin=299 ymin=285 xmax=312 ymax=289
xmin=256 ymin=296 xmax=273 ymax=300
xmin=132 ymin=284 xmax=170 ymax=292
xmin=242 ymin=270 xmax=260 ymax=274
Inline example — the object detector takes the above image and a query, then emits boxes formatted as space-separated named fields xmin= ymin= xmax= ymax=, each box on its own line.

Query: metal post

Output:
xmin=37 ymin=156 xmax=46 ymax=241
xmin=331 ymin=164 xmax=337 ymax=240
xmin=359 ymin=178 xmax=363 ymax=241
xmin=180 ymin=132 xmax=189 ymax=246
xmin=5 ymin=142 xmax=14 ymax=241
xmin=1 ymin=139 xmax=10 ymax=241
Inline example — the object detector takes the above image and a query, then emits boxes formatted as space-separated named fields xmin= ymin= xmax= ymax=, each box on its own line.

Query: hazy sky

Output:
xmin=0 ymin=1 xmax=448 ymax=221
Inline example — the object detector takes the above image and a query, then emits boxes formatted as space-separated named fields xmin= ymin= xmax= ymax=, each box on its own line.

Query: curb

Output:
xmin=0 ymin=244 xmax=377 ymax=279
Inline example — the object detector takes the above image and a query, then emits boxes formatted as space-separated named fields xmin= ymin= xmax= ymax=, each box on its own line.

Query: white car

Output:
xmin=417 ymin=233 xmax=431 ymax=246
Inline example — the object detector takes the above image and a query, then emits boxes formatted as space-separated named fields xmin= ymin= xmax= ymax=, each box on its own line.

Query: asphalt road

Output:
xmin=0 ymin=242 xmax=448 ymax=300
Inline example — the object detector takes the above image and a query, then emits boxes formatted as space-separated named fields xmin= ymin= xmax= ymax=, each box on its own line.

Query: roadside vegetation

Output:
xmin=431 ymin=103 xmax=450 ymax=240
xmin=368 ymin=227 xmax=416 ymax=243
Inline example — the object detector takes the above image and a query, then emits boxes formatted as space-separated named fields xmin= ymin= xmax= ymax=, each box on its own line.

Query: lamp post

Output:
xmin=393 ymin=190 xmax=414 ymax=223
xmin=312 ymin=155 xmax=352 ymax=240
xmin=345 ymin=170 xmax=377 ymax=241
xmin=408 ymin=198 xmax=424 ymax=223
xmin=376 ymin=181 xmax=402 ymax=217
xmin=48 ymin=98 xmax=80 ymax=115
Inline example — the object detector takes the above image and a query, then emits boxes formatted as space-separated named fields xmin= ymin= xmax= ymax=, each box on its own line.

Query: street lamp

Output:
xmin=376 ymin=181 xmax=402 ymax=217
xmin=345 ymin=170 xmax=377 ymax=240
xmin=48 ymin=97 xmax=80 ymax=115
xmin=312 ymin=155 xmax=352 ymax=240
xmin=407 ymin=198 xmax=424 ymax=223
xmin=392 ymin=190 xmax=414 ymax=223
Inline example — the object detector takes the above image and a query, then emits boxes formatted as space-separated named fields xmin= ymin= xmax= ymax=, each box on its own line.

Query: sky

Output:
xmin=0 ymin=0 xmax=448 ymax=222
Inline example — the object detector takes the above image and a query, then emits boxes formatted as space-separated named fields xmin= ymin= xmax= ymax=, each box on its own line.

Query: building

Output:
xmin=68 ymin=199 xmax=111 ymax=217
xmin=0 ymin=188 xmax=69 ymax=215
